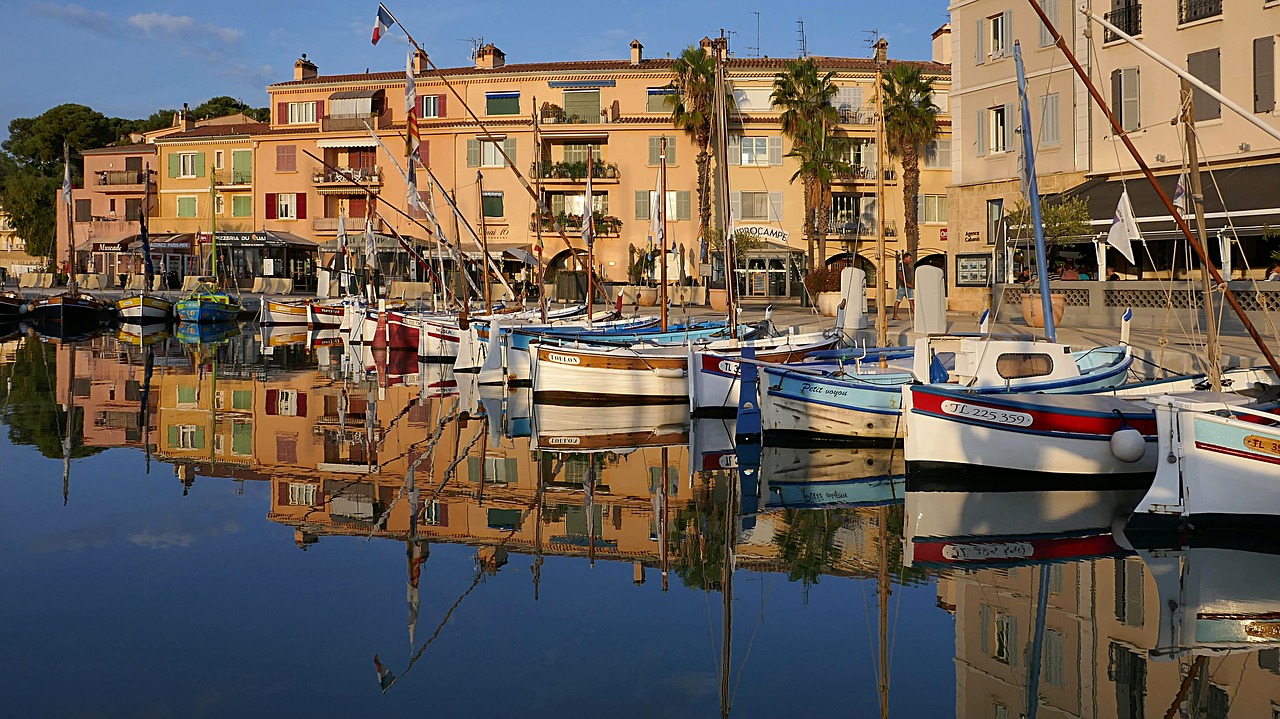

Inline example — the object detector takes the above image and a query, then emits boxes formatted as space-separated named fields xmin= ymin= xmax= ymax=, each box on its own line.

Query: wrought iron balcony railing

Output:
xmin=1104 ymin=4 xmax=1141 ymax=42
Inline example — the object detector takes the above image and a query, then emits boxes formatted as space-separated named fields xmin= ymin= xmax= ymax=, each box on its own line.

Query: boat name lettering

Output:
xmin=940 ymin=400 xmax=1033 ymax=427
xmin=717 ymin=359 xmax=740 ymax=376
xmin=547 ymin=352 xmax=580 ymax=365
xmin=941 ymin=541 xmax=1034 ymax=561
xmin=546 ymin=437 xmax=580 ymax=446
xmin=1244 ymin=434 xmax=1280 ymax=457
xmin=799 ymin=382 xmax=850 ymax=399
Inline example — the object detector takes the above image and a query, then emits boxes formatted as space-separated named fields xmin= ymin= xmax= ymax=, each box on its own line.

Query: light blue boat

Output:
xmin=174 ymin=284 xmax=242 ymax=324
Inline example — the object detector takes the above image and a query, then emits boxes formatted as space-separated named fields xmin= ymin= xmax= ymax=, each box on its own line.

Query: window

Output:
xmin=231 ymin=420 xmax=252 ymax=456
xmin=177 ymin=385 xmax=197 ymax=405
xmin=231 ymin=149 xmax=252 ymax=184
xmin=232 ymin=389 xmax=252 ymax=410
xmin=634 ymin=190 xmax=689 ymax=221
xmin=1039 ymin=0 xmax=1058 ymax=46
xmin=466 ymin=138 xmax=516 ymax=168
xmin=172 ymin=424 xmax=204 ymax=449
xmin=231 ymin=195 xmax=252 ymax=218
xmin=993 ymin=610 xmax=1016 ymax=664
xmin=179 ymin=152 xmax=199 ymax=177
xmin=276 ymin=144 xmax=297 ymax=172
xmin=421 ymin=94 xmax=439 ymax=118
xmin=924 ymin=139 xmax=952 ymax=168
xmin=1188 ymin=48 xmax=1222 ymax=121
xmin=1179 ymin=0 xmax=1222 ymax=25
xmin=647 ymin=135 xmax=678 ymax=165
xmin=108 ymin=199 xmax=116 ymax=215
xmin=214 ymin=194 xmax=224 ymax=216
xmin=485 ymin=91 xmax=520 ymax=115
xmin=996 ymin=352 xmax=1054 ymax=379
xmin=646 ymin=87 xmax=675 ymax=112
xmin=988 ymin=11 xmax=1010 ymax=59
xmin=1114 ymin=557 xmax=1144 ymax=627
xmin=288 ymin=482 xmax=318 ymax=506
xmin=424 ymin=500 xmax=443 ymax=525
xmin=481 ymin=191 xmax=504 ymax=218
xmin=987 ymin=198 xmax=1004 ymax=246
xmin=550 ymin=191 xmax=607 ymax=217
xmin=834 ymin=86 xmax=864 ymax=120
xmin=1044 ymin=629 xmax=1065 ymax=687
xmin=1112 ymin=67 xmax=1141 ymax=132
xmin=732 ymin=191 xmax=782 ymax=222
xmin=214 ymin=150 xmax=224 ymax=170
xmin=73 ymin=199 xmax=91 ymax=222
xmin=124 ymin=197 xmax=143 ymax=221
xmin=287 ymin=101 xmax=316 ymax=124
xmin=1040 ymin=93 xmax=1061 ymax=146
xmin=563 ymin=89 xmax=601 ymax=123
xmin=276 ymin=193 xmax=297 ymax=220
xmin=274 ymin=389 xmax=299 ymax=415
xmin=177 ymin=196 xmax=197 ymax=218
xmin=1258 ymin=37 xmax=1277 ymax=114
xmin=931 ymin=89 xmax=949 ymax=114
xmin=988 ymin=105 xmax=1010 ymax=153
xmin=487 ymin=508 xmax=523 ymax=531
xmin=562 ymin=144 xmax=592 ymax=164
xmin=275 ymin=434 xmax=298 ymax=463
xmin=741 ymin=137 xmax=770 ymax=166
xmin=919 ymin=195 xmax=948 ymax=224
xmin=1109 ymin=642 xmax=1147 ymax=719
xmin=727 ymin=135 xmax=783 ymax=166
xmin=732 ymin=86 xmax=774 ymax=111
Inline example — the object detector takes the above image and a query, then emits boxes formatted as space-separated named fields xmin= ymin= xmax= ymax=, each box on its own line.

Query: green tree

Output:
xmin=882 ymin=64 xmax=940 ymax=260
xmin=2 ymin=104 xmax=114 ymax=174
xmin=0 ymin=338 xmax=102 ymax=460
xmin=668 ymin=45 xmax=718 ymax=249
xmin=190 ymin=96 xmax=268 ymax=122
xmin=2 ymin=173 xmax=60 ymax=261
xmin=772 ymin=57 xmax=851 ymax=268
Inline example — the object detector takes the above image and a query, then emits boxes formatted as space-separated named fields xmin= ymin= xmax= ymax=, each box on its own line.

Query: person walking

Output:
xmin=892 ymin=252 xmax=914 ymax=321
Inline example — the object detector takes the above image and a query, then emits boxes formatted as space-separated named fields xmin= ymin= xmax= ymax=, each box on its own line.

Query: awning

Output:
xmin=89 ymin=236 xmax=137 ymax=253
xmin=198 ymin=231 xmax=318 ymax=248
xmin=316 ymin=138 xmax=379 ymax=149
xmin=148 ymin=233 xmax=195 ymax=251
xmin=317 ymin=233 xmax=427 ymax=252
xmin=1057 ymin=163 xmax=1280 ymax=241
xmin=328 ymin=89 xmax=383 ymax=100
xmin=503 ymin=247 xmax=538 ymax=265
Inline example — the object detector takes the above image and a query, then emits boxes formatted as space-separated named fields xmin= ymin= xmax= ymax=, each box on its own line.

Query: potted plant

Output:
xmin=804 ymin=266 xmax=844 ymax=317
xmin=1008 ymin=196 xmax=1089 ymax=328
xmin=540 ymin=102 xmax=566 ymax=124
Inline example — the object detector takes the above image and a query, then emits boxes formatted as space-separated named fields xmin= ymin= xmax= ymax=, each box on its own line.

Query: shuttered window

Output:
xmin=177 ymin=196 xmax=197 ymax=218
xmin=1039 ymin=0 xmax=1058 ymax=47
xmin=1257 ymin=37 xmax=1277 ymax=114
xmin=924 ymin=139 xmax=951 ymax=168
xmin=231 ymin=195 xmax=252 ymax=218
xmin=486 ymin=91 xmax=520 ymax=116
xmin=481 ymin=191 xmax=504 ymax=218
xmin=467 ymin=138 xmax=515 ymax=168
xmin=1188 ymin=48 xmax=1222 ymax=121
xmin=1111 ymin=67 xmax=1141 ymax=132
xmin=1040 ymin=92 xmax=1061 ymax=146
xmin=647 ymin=135 xmax=678 ymax=165
xmin=635 ymin=191 xmax=688 ymax=221
xmin=276 ymin=145 xmax=297 ymax=172
xmin=563 ymin=89 xmax=601 ymax=123
xmin=732 ymin=191 xmax=782 ymax=222
xmin=231 ymin=420 xmax=253 ymax=456
xmin=739 ymin=137 xmax=783 ymax=166
xmin=646 ymin=87 xmax=675 ymax=112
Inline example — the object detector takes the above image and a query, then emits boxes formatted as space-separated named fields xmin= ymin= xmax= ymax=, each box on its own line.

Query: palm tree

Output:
xmin=668 ymin=45 xmax=717 ymax=249
xmin=772 ymin=57 xmax=849 ymax=268
xmin=882 ymin=64 xmax=940 ymax=261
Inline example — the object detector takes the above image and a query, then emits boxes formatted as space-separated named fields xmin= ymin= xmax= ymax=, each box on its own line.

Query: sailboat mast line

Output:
xmin=1026 ymin=0 xmax=1280 ymax=376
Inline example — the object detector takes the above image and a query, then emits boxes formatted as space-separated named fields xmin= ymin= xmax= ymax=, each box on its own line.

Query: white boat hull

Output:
xmin=115 ymin=295 xmax=172 ymax=323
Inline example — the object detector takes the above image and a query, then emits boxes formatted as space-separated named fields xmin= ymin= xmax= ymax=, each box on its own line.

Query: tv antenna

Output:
xmin=745 ymin=11 xmax=761 ymax=58
xmin=460 ymin=36 xmax=485 ymax=59
xmin=795 ymin=18 xmax=807 ymax=58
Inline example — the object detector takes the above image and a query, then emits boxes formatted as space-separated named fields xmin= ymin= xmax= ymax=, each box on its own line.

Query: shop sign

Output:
xmin=735 ymin=225 xmax=789 ymax=244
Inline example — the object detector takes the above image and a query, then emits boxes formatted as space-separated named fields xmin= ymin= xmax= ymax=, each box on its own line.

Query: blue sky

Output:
xmin=1 ymin=1 xmax=951 ymax=142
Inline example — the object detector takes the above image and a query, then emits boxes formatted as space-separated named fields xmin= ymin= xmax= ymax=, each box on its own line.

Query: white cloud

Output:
xmin=28 ymin=2 xmax=114 ymax=34
xmin=127 ymin=12 xmax=195 ymax=36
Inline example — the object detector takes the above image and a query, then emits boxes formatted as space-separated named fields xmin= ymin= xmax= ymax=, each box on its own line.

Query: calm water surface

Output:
xmin=1 ymin=327 xmax=1276 ymax=718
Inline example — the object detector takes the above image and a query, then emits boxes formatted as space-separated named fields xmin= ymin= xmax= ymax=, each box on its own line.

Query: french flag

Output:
xmin=371 ymin=5 xmax=393 ymax=45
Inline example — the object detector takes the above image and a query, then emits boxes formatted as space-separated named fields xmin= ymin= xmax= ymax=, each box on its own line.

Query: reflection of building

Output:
xmin=54 ymin=338 xmax=167 ymax=449
xmin=948 ymin=557 xmax=1280 ymax=718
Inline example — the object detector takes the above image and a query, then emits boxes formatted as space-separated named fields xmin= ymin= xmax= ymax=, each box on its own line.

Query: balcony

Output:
xmin=530 ymin=211 xmax=622 ymax=237
xmin=1179 ymin=0 xmax=1220 ymax=24
xmin=836 ymin=107 xmax=880 ymax=125
xmin=825 ymin=218 xmax=896 ymax=238
xmin=321 ymin=108 xmax=393 ymax=132
xmin=312 ymin=167 xmax=383 ymax=195
xmin=213 ymin=170 xmax=253 ymax=189
xmin=832 ymin=165 xmax=897 ymax=183
xmin=89 ymin=218 xmax=140 ymax=238
xmin=313 ymin=216 xmax=382 ymax=234
xmin=93 ymin=170 xmax=154 ymax=194
xmin=530 ymin=160 xmax=620 ymax=183
xmin=1104 ymin=4 xmax=1141 ymax=42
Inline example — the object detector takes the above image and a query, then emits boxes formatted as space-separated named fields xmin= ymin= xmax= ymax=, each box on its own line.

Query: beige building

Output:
xmin=54 ymin=143 xmax=158 ymax=281
xmin=0 ymin=206 xmax=42 ymax=279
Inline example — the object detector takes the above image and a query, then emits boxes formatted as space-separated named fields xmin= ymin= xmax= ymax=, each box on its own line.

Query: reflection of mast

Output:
xmin=1024 ymin=563 xmax=1051 ymax=719
xmin=62 ymin=342 xmax=76 ymax=506
xmin=141 ymin=346 xmax=155 ymax=474
xmin=533 ymin=458 xmax=543 ymax=601
xmin=720 ymin=464 xmax=739 ymax=719
xmin=877 ymin=506 xmax=891 ymax=719
xmin=586 ymin=457 xmax=596 ymax=569
xmin=661 ymin=446 xmax=669 ymax=592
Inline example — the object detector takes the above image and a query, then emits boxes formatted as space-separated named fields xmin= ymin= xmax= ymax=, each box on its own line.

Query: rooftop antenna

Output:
xmin=795 ymin=18 xmax=807 ymax=58
xmin=745 ymin=11 xmax=761 ymax=58
xmin=460 ymin=36 xmax=485 ymax=59
xmin=864 ymin=29 xmax=883 ymax=56
xmin=724 ymin=29 xmax=738 ymax=58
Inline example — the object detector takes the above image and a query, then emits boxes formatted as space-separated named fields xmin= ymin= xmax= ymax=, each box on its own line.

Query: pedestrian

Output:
xmin=891 ymin=252 xmax=914 ymax=321
xmin=1266 ymin=262 xmax=1280 ymax=281
xmin=1106 ymin=266 xmax=1121 ymax=281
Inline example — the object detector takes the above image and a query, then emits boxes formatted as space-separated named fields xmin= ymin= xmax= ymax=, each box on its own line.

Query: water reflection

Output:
xmin=2 ymin=328 xmax=1279 ymax=716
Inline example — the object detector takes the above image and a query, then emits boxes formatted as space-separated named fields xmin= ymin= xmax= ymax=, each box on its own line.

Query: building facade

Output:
xmin=54 ymin=143 xmax=158 ymax=280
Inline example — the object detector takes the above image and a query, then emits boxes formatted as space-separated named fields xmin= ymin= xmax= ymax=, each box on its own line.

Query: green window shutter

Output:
xmin=194 ymin=152 xmax=206 ymax=177
xmin=168 ymin=153 xmax=180 ymax=178
xmin=563 ymin=90 xmax=600 ymax=123
xmin=666 ymin=136 xmax=678 ymax=165
xmin=466 ymin=139 xmax=480 ymax=167
xmin=178 ymin=385 xmax=197 ymax=403
xmin=231 ymin=150 xmax=252 ymax=182
xmin=502 ymin=137 xmax=517 ymax=166
xmin=467 ymin=456 xmax=481 ymax=483
xmin=192 ymin=427 xmax=206 ymax=449
xmin=167 ymin=425 xmax=178 ymax=448
xmin=232 ymin=195 xmax=252 ymax=217
xmin=648 ymin=136 xmax=660 ymax=166
xmin=727 ymin=135 xmax=741 ymax=166
xmin=676 ymin=191 xmax=691 ymax=221
xmin=975 ymin=19 xmax=985 ymax=65
xmin=232 ymin=422 xmax=253 ymax=455
xmin=232 ymin=389 xmax=252 ymax=409
xmin=979 ymin=605 xmax=991 ymax=654
xmin=768 ymin=136 xmax=783 ymax=165
xmin=635 ymin=190 xmax=650 ymax=220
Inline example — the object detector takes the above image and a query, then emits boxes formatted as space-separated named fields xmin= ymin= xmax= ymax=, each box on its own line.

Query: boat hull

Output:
xmin=174 ymin=299 xmax=241 ymax=324
xmin=115 ymin=295 xmax=173 ymax=324
xmin=30 ymin=293 xmax=105 ymax=328
xmin=260 ymin=299 xmax=309 ymax=325
xmin=759 ymin=366 xmax=907 ymax=441
xmin=687 ymin=333 xmax=839 ymax=416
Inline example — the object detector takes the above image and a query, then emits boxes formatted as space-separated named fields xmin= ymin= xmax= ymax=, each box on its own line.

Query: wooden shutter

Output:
xmin=296 ymin=392 xmax=307 ymax=417
xmin=727 ymin=135 xmax=741 ymax=165
xmin=1189 ymin=49 xmax=1221 ymax=121
xmin=1002 ymin=11 xmax=1013 ymax=56
xmin=1003 ymin=104 xmax=1014 ymax=152
xmin=676 ymin=191 xmax=691 ymax=221
xmin=194 ymin=153 xmax=205 ymax=177
xmin=168 ymin=153 xmax=180 ymax=178
xmin=1040 ymin=93 xmax=1060 ymax=145
xmin=768 ymin=192 xmax=783 ymax=222
xmin=636 ymin=190 xmax=650 ymax=220
xmin=666 ymin=135 xmax=677 ymax=165
xmin=167 ymin=425 xmax=178 ymax=448
xmin=768 ymin=136 xmax=783 ymax=165
xmin=980 ymin=605 xmax=991 ymax=653
xmin=729 ymin=191 xmax=741 ymax=222
xmin=1256 ymin=37 xmax=1276 ymax=113
xmin=1039 ymin=0 xmax=1057 ymax=46
xmin=277 ymin=102 xmax=288 ymax=124
xmin=466 ymin=139 xmax=480 ymax=167
xmin=1122 ymin=68 xmax=1141 ymax=131
xmin=295 ymin=193 xmax=306 ymax=220
xmin=314 ymin=100 xmax=324 ymax=120
xmin=276 ymin=481 xmax=288 ymax=505
xmin=976 ymin=110 xmax=986 ymax=156
xmin=648 ymin=136 xmax=660 ymax=166
xmin=264 ymin=193 xmax=277 ymax=220
xmin=419 ymin=139 xmax=429 ymax=167
xmin=975 ymin=19 xmax=985 ymax=65
xmin=192 ymin=427 xmax=205 ymax=449
xmin=438 ymin=93 xmax=447 ymax=117
xmin=265 ymin=388 xmax=278 ymax=414
xmin=1111 ymin=69 xmax=1124 ymax=129
xmin=502 ymin=137 xmax=517 ymax=166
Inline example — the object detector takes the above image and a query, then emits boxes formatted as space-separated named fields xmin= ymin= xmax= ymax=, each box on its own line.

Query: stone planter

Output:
xmin=709 ymin=288 xmax=728 ymax=312
xmin=1021 ymin=292 xmax=1066 ymax=328
xmin=816 ymin=291 xmax=842 ymax=317
xmin=636 ymin=287 xmax=659 ymax=306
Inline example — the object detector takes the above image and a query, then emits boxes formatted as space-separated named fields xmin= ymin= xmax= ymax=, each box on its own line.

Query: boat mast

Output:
xmin=1181 ymin=81 xmax=1221 ymax=391
xmin=63 ymin=142 xmax=78 ymax=296
xmin=874 ymin=45 xmax=888 ymax=355
xmin=142 ymin=162 xmax=154 ymax=292
xmin=209 ymin=175 xmax=219 ymax=288
xmin=659 ymin=138 xmax=669 ymax=332
xmin=533 ymin=97 xmax=547 ymax=322
xmin=62 ymin=341 xmax=76 ymax=506
xmin=586 ymin=145 xmax=596 ymax=329
xmin=1027 ymin=0 xmax=1280 ymax=375
xmin=476 ymin=170 xmax=492 ymax=309
xmin=712 ymin=33 xmax=737 ymax=339
xmin=1014 ymin=42 xmax=1057 ymax=341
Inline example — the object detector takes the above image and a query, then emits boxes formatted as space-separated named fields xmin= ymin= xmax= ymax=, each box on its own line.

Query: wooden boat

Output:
xmin=1127 ymin=393 xmax=1280 ymax=540
xmin=175 ymin=320 xmax=240 ymax=346
xmin=531 ymin=402 xmax=689 ymax=452
xmin=259 ymin=298 xmax=310 ymax=325
xmin=29 ymin=290 xmax=107 ymax=329
xmin=115 ymin=294 xmax=173 ymax=324
xmin=308 ymin=300 xmax=345 ymax=328
xmin=0 ymin=290 xmax=27 ymax=317
xmin=175 ymin=284 xmax=241 ymax=323
xmin=531 ymin=330 xmax=839 ymax=405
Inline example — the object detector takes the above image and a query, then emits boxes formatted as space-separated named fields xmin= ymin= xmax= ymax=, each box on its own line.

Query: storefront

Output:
xmin=725 ymin=230 xmax=806 ymax=299
xmin=201 ymin=231 xmax=319 ymax=292
xmin=85 ymin=233 xmax=196 ymax=288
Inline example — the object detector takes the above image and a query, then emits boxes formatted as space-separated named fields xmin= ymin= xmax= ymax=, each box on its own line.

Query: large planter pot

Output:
xmin=1021 ymin=292 xmax=1066 ymax=328
xmin=636 ymin=287 xmax=659 ymax=307
xmin=709 ymin=288 xmax=728 ymax=312
xmin=816 ymin=291 xmax=842 ymax=317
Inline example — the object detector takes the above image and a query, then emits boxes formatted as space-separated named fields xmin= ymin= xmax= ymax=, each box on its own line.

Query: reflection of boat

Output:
xmin=176 ymin=321 xmax=241 ymax=346
xmin=758 ymin=445 xmax=903 ymax=509
xmin=258 ymin=323 xmax=308 ymax=348
xmin=531 ymin=402 xmax=689 ymax=452
xmin=0 ymin=290 xmax=29 ymax=318
xmin=114 ymin=324 xmax=170 ymax=347
xmin=904 ymin=490 xmax=1143 ymax=569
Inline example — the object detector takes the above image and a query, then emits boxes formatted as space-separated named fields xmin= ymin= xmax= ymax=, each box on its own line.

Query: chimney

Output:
xmin=629 ymin=39 xmax=644 ymax=66
xmin=931 ymin=24 xmax=952 ymax=65
xmin=174 ymin=103 xmax=195 ymax=130
xmin=474 ymin=44 xmax=505 ymax=69
xmin=294 ymin=53 xmax=318 ymax=81
xmin=413 ymin=48 xmax=429 ymax=75
xmin=873 ymin=37 xmax=889 ymax=68
xmin=699 ymin=36 xmax=714 ymax=57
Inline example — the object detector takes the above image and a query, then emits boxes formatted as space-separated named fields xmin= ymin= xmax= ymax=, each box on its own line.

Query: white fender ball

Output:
xmin=1110 ymin=427 xmax=1146 ymax=463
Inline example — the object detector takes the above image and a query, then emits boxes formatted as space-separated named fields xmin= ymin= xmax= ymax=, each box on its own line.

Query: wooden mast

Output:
xmin=874 ymin=45 xmax=888 ymax=358
xmin=476 ymin=171 xmax=492 ymax=309
xmin=533 ymin=96 xmax=547 ymax=322
xmin=876 ymin=506 xmax=891 ymax=719
xmin=1027 ymin=0 xmax=1280 ymax=376
xmin=712 ymin=33 xmax=737 ymax=338
xmin=1181 ymin=80 xmax=1221 ymax=390
xmin=585 ymin=145 xmax=595 ymax=328
xmin=659 ymin=138 xmax=669 ymax=332
xmin=63 ymin=141 xmax=78 ymax=297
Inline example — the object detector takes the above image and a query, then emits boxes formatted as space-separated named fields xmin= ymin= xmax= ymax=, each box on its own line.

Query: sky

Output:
xmin=0 ymin=0 xmax=951 ymax=143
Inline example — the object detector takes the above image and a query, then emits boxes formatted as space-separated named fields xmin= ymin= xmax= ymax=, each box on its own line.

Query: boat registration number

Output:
xmin=546 ymin=352 xmax=580 ymax=365
xmin=942 ymin=541 xmax=1034 ymax=561
xmin=940 ymin=400 xmax=1033 ymax=427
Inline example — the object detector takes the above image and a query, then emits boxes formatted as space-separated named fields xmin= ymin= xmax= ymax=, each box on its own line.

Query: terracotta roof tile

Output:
xmin=82 ymin=143 xmax=157 ymax=155
xmin=154 ymin=122 xmax=270 ymax=140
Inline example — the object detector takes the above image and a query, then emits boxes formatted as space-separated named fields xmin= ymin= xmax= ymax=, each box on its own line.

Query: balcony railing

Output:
xmin=530 ymin=212 xmax=622 ymax=236
xmin=313 ymin=217 xmax=382 ymax=234
xmin=1104 ymin=4 xmax=1141 ymax=41
xmin=825 ymin=218 xmax=896 ymax=237
xmin=836 ymin=107 xmax=879 ymax=125
xmin=321 ymin=108 xmax=393 ymax=132
xmin=1179 ymin=0 xmax=1220 ymax=24
xmin=832 ymin=165 xmax=897 ymax=182
xmin=95 ymin=170 xmax=151 ymax=186
xmin=213 ymin=170 xmax=253 ymax=186
xmin=313 ymin=167 xmax=383 ymax=185
xmin=530 ymin=160 xmax=620 ymax=181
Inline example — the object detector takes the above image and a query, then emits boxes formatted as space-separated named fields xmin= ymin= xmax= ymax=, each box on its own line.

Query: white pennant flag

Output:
xmin=1172 ymin=173 xmax=1189 ymax=217
xmin=1107 ymin=190 xmax=1140 ymax=265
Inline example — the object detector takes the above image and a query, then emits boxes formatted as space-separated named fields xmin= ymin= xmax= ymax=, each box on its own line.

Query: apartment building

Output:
xmin=54 ymin=143 xmax=158 ymax=280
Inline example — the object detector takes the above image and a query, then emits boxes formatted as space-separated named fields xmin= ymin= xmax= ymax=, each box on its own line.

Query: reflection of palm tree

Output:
xmin=668 ymin=474 xmax=730 ymax=590
xmin=772 ymin=58 xmax=851 ymax=267
xmin=775 ymin=509 xmax=842 ymax=597
xmin=882 ymin=64 xmax=940 ymax=260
